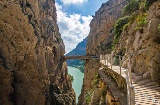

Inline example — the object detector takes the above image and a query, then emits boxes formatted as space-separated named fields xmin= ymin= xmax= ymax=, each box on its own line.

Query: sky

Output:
xmin=55 ymin=0 xmax=108 ymax=53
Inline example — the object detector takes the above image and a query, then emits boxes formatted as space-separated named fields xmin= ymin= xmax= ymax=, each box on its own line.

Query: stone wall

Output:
xmin=0 ymin=0 xmax=75 ymax=105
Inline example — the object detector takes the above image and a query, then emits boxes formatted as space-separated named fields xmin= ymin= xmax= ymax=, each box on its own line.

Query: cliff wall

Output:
xmin=0 ymin=0 xmax=75 ymax=105
xmin=87 ymin=0 xmax=129 ymax=55
xmin=118 ymin=1 xmax=160 ymax=81
xmin=79 ymin=0 xmax=160 ymax=104
xmin=78 ymin=0 xmax=128 ymax=104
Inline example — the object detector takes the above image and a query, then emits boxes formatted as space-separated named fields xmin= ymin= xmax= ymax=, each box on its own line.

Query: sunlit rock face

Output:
xmin=0 ymin=0 xmax=75 ymax=105
xmin=78 ymin=0 xmax=128 ymax=104
xmin=119 ymin=1 xmax=160 ymax=81
xmin=86 ymin=0 xmax=129 ymax=55
xmin=79 ymin=0 xmax=160 ymax=104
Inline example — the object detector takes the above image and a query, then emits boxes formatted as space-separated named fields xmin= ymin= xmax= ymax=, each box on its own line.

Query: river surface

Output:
xmin=67 ymin=66 xmax=84 ymax=103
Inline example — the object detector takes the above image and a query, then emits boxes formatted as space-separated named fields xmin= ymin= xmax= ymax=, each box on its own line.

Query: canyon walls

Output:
xmin=79 ymin=0 xmax=160 ymax=104
xmin=0 ymin=0 xmax=75 ymax=105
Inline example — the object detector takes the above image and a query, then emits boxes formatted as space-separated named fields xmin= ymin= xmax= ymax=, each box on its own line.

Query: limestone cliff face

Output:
xmin=118 ymin=1 xmax=160 ymax=81
xmin=78 ymin=59 xmax=101 ymax=105
xmin=79 ymin=0 xmax=160 ymax=104
xmin=87 ymin=0 xmax=129 ymax=55
xmin=0 ymin=0 xmax=75 ymax=105
xmin=78 ymin=0 xmax=128 ymax=104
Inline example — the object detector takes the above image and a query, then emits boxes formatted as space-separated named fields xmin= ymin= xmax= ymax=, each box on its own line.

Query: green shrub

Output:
xmin=129 ymin=12 xmax=139 ymax=23
xmin=123 ymin=0 xmax=139 ymax=16
xmin=56 ymin=36 xmax=61 ymax=43
xmin=135 ymin=13 xmax=148 ymax=32
xmin=112 ymin=16 xmax=130 ymax=49
xmin=85 ymin=89 xmax=94 ymax=104
xmin=68 ymin=74 xmax=74 ymax=82
xmin=114 ymin=16 xmax=130 ymax=38
xmin=145 ymin=0 xmax=157 ymax=9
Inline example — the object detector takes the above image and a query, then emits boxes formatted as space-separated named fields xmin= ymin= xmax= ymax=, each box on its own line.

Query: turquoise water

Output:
xmin=68 ymin=66 xmax=84 ymax=103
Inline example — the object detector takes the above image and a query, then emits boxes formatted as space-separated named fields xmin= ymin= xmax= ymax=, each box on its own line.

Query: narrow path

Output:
xmin=132 ymin=73 xmax=160 ymax=105
xmin=100 ymin=59 xmax=160 ymax=105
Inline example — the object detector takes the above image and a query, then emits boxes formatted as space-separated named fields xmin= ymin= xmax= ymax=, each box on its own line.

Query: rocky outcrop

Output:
xmin=0 ymin=0 xmax=75 ymax=105
xmin=78 ymin=59 xmax=101 ymax=105
xmin=118 ymin=1 xmax=160 ymax=81
xmin=78 ymin=0 xmax=128 ymax=104
xmin=87 ymin=0 xmax=129 ymax=55
xmin=79 ymin=0 xmax=160 ymax=104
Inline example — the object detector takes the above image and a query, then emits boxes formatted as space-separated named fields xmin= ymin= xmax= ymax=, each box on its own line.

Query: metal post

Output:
xmin=111 ymin=53 xmax=113 ymax=70
xmin=104 ymin=54 xmax=106 ymax=65
xmin=128 ymin=54 xmax=135 ymax=105
xmin=119 ymin=42 xmax=122 ymax=75
xmin=107 ymin=54 xmax=108 ymax=66
xmin=119 ymin=55 xmax=121 ymax=75
xmin=100 ymin=54 xmax=102 ymax=61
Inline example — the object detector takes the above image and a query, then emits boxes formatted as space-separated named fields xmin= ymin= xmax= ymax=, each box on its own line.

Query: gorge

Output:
xmin=0 ymin=0 xmax=160 ymax=105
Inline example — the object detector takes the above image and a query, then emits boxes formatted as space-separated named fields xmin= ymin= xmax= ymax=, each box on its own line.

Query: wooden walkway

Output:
xmin=100 ymin=56 xmax=160 ymax=105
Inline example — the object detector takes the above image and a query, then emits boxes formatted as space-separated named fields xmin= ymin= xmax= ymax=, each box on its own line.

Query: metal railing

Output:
xmin=100 ymin=53 xmax=160 ymax=105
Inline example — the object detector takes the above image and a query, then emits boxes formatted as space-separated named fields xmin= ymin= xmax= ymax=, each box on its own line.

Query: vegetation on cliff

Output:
xmin=112 ymin=0 xmax=158 ymax=51
xmin=111 ymin=0 xmax=160 ymax=81
xmin=68 ymin=74 xmax=74 ymax=82
xmin=85 ymin=75 xmax=100 ymax=105
xmin=112 ymin=16 xmax=129 ymax=49
xmin=80 ymin=0 xmax=160 ymax=104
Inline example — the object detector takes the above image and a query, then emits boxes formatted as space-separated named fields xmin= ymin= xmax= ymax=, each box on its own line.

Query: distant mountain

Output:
xmin=66 ymin=37 xmax=87 ymax=72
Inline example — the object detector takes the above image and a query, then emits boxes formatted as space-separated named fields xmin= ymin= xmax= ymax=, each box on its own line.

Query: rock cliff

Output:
xmin=118 ymin=0 xmax=160 ymax=81
xmin=78 ymin=0 xmax=128 ymax=104
xmin=0 ymin=0 xmax=75 ymax=105
xmin=87 ymin=0 xmax=129 ymax=55
xmin=79 ymin=0 xmax=160 ymax=104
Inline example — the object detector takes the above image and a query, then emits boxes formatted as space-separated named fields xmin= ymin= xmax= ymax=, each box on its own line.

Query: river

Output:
xmin=67 ymin=66 xmax=84 ymax=103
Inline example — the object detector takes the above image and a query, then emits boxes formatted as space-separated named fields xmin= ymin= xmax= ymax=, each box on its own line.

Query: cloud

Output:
xmin=60 ymin=0 xmax=87 ymax=5
xmin=56 ymin=3 xmax=92 ymax=53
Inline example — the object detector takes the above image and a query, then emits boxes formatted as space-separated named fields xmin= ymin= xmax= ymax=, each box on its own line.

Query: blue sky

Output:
xmin=55 ymin=0 xmax=108 ymax=53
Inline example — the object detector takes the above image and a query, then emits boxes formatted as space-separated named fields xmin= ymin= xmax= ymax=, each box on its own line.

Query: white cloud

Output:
xmin=56 ymin=3 xmax=92 ymax=53
xmin=60 ymin=0 xmax=87 ymax=5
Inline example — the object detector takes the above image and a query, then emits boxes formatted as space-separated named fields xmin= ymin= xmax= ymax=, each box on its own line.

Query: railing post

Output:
xmin=100 ymin=54 xmax=102 ymax=61
xmin=104 ymin=54 xmax=106 ymax=65
xmin=111 ymin=53 xmax=113 ymax=70
xmin=119 ymin=55 xmax=121 ymax=75
xmin=126 ymin=55 xmax=135 ymax=105
xmin=107 ymin=54 xmax=108 ymax=66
